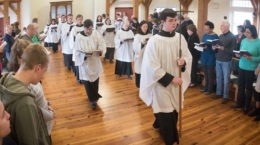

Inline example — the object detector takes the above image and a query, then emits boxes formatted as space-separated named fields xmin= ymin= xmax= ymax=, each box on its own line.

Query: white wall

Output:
xmin=208 ymin=0 xmax=230 ymax=34
xmin=138 ymin=4 xmax=145 ymax=22
xmin=21 ymin=0 xmax=31 ymax=28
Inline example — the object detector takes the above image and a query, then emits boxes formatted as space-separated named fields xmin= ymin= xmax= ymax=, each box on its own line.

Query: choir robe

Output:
xmin=133 ymin=33 xmax=152 ymax=88
xmin=60 ymin=22 xmax=75 ymax=70
xmin=43 ymin=24 xmax=51 ymax=47
xmin=74 ymin=31 xmax=106 ymax=102
xmin=101 ymin=24 xmax=116 ymax=61
xmin=57 ymin=21 xmax=66 ymax=43
xmin=69 ymin=24 xmax=84 ymax=82
xmin=95 ymin=22 xmax=104 ymax=34
xmin=47 ymin=24 xmax=59 ymax=52
xmin=114 ymin=28 xmax=134 ymax=76
xmin=140 ymin=31 xmax=192 ymax=145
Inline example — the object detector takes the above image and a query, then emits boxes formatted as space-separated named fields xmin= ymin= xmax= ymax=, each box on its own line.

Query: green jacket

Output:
xmin=0 ymin=73 xmax=51 ymax=145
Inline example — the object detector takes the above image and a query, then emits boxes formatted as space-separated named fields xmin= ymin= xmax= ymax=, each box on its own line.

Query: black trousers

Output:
xmin=74 ymin=66 xmax=80 ymax=82
xmin=51 ymin=43 xmax=58 ymax=53
xmin=191 ymin=57 xmax=199 ymax=84
xmin=115 ymin=60 xmax=133 ymax=76
xmin=63 ymin=54 xmax=73 ymax=70
xmin=254 ymin=91 xmax=260 ymax=102
xmin=82 ymin=78 xmax=102 ymax=102
xmin=135 ymin=73 xmax=141 ymax=88
xmin=237 ymin=68 xmax=255 ymax=110
xmin=154 ymin=111 xmax=179 ymax=145
xmin=105 ymin=47 xmax=115 ymax=61
xmin=203 ymin=65 xmax=215 ymax=93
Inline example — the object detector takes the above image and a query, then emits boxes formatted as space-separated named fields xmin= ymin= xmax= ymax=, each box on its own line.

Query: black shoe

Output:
xmin=222 ymin=98 xmax=229 ymax=104
xmin=204 ymin=92 xmax=212 ymax=95
xmin=248 ymin=108 xmax=257 ymax=117
xmin=91 ymin=102 xmax=97 ymax=110
xmin=200 ymin=88 xmax=207 ymax=92
xmin=153 ymin=119 xmax=159 ymax=129
xmin=255 ymin=115 xmax=260 ymax=121
xmin=212 ymin=95 xmax=222 ymax=99
xmin=230 ymin=105 xmax=242 ymax=109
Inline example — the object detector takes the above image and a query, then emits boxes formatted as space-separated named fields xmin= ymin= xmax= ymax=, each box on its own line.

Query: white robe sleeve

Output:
xmin=74 ymin=36 xmax=85 ymax=66
xmin=69 ymin=27 xmax=76 ymax=50
xmin=114 ymin=31 xmax=121 ymax=49
xmin=139 ymin=38 xmax=167 ymax=106
xmin=96 ymin=32 xmax=106 ymax=57
xmin=133 ymin=35 xmax=143 ymax=60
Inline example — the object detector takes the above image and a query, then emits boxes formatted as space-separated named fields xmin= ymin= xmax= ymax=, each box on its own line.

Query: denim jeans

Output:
xmin=216 ymin=60 xmax=231 ymax=98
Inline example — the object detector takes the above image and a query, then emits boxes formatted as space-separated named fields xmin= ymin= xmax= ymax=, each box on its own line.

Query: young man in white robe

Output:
xmin=69 ymin=14 xmax=84 ymax=83
xmin=101 ymin=18 xmax=116 ymax=63
xmin=140 ymin=9 xmax=192 ymax=145
xmin=47 ymin=19 xmax=59 ymax=53
xmin=60 ymin=14 xmax=74 ymax=71
xmin=57 ymin=15 xmax=66 ymax=45
xmin=133 ymin=21 xmax=152 ymax=88
xmin=114 ymin=19 xmax=134 ymax=79
xmin=74 ymin=19 xmax=106 ymax=110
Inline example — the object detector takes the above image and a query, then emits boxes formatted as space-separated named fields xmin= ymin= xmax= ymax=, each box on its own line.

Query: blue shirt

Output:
xmin=200 ymin=33 xmax=219 ymax=66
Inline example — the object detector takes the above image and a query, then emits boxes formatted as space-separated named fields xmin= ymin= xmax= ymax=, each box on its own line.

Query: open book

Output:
xmin=106 ymin=27 xmax=115 ymax=32
xmin=233 ymin=50 xmax=252 ymax=56
xmin=96 ymin=23 xmax=104 ymax=27
xmin=207 ymin=39 xmax=223 ymax=46
xmin=194 ymin=42 xmax=207 ymax=47
xmin=0 ymin=41 xmax=7 ymax=49
xmin=78 ymin=49 xmax=102 ymax=56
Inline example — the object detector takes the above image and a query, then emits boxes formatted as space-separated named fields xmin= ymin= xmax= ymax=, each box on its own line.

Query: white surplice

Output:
xmin=140 ymin=33 xmax=192 ymax=113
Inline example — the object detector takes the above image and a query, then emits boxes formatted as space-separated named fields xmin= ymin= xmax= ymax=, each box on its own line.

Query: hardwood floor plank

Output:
xmin=42 ymin=53 xmax=260 ymax=145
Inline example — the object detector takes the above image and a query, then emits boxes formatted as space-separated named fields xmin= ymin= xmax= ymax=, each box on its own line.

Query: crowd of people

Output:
xmin=0 ymin=7 xmax=259 ymax=145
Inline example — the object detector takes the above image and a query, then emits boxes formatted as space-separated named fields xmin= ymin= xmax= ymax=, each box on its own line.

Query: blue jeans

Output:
xmin=216 ymin=60 xmax=231 ymax=98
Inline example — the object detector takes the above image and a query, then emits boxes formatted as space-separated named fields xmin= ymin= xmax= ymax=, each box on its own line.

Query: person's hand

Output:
xmin=177 ymin=57 xmax=185 ymax=66
xmin=256 ymin=68 xmax=260 ymax=75
xmin=48 ymin=106 xmax=54 ymax=112
xmin=243 ymin=55 xmax=252 ymax=60
xmin=215 ymin=45 xmax=224 ymax=50
xmin=172 ymin=77 xmax=183 ymax=86
xmin=142 ymin=39 xmax=147 ymax=45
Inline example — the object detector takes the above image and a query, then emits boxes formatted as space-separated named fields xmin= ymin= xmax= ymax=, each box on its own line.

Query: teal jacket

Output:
xmin=239 ymin=38 xmax=260 ymax=71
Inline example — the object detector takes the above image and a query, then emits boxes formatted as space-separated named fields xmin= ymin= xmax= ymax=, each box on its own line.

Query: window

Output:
xmin=230 ymin=0 xmax=253 ymax=34
xmin=232 ymin=0 xmax=253 ymax=8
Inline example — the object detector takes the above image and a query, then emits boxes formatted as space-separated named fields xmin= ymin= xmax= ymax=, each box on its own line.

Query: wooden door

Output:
xmin=115 ymin=7 xmax=133 ymax=20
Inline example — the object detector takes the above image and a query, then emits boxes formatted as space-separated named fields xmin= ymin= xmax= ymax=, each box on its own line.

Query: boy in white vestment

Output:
xmin=74 ymin=19 xmax=106 ymax=110
xmin=70 ymin=14 xmax=84 ymax=83
xmin=60 ymin=14 xmax=74 ymax=71
xmin=140 ymin=9 xmax=192 ymax=145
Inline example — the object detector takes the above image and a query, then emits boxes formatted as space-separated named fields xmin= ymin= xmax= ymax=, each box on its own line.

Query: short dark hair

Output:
xmin=245 ymin=25 xmax=258 ymax=39
xmin=137 ymin=20 xmax=150 ymax=35
xmin=237 ymin=25 xmax=245 ymax=33
xmin=159 ymin=8 xmax=177 ymax=21
xmin=204 ymin=21 xmax=214 ymax=29
xmin=187 ymin=24 xmax=197 ymax=34
xmin=84 ymin=19 xmax=93 ymax=28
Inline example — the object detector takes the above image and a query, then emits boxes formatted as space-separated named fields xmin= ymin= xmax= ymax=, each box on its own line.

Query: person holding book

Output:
xmin=140 ymin=9 xmax=192 ymax=145
xmin=200 ymin=21 xmax=219 ymax=95
xmin=101 ymin=18 xmax=116 ymax=63
xmin=232 ymin=25 xmax=260 ymax=114
xmin=187 ymin=24 xmax=200 ymax=87
xmin=212 ymin=21 xmax=236 ymax=104
xmin=74 ymin=19 xmax=106 ymax=110
xmin=133 ymin=21 xmax=152 ymax=88
xmin=114 ymin=19 xmax=134 ymax=79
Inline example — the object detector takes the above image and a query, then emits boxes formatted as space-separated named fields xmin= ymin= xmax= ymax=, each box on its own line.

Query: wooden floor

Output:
xmin=42 ymin=52 xmax=260 ymax=145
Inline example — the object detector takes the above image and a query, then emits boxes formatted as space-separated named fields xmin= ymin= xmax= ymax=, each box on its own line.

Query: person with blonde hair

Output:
xmin=7 ymin=39 xmax=54 ymax=135
xmin=0 ymin=43 xmax=51 ymax=145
